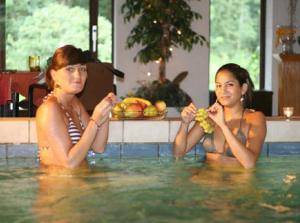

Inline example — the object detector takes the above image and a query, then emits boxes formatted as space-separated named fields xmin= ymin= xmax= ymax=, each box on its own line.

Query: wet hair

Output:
xmin=215 ymin=63 xmax=254 ymax=108
xmin=45 ymin=45 xmax=88 ymax=90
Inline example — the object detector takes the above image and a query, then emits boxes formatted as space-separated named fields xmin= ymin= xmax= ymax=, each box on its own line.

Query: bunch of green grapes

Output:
xmin=195 ymin=108 xmax=214 ymax=134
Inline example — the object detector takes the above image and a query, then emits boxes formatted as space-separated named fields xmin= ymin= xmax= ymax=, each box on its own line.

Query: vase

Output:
xmin=281 ymin=35 xmax=296 ymax=54
xmin=276 ymin=26 xmax=297 ymax=54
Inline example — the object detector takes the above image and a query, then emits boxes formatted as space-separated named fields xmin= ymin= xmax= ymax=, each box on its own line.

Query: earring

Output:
xmin=240 ymin=95 xmax=245 ymax=102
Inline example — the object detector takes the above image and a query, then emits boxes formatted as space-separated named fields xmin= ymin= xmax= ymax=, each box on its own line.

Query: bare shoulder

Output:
xmin=36 ymin=98 xmax=64 ymax=125
xmin=244 ymin=109 xmax=266 ymax=125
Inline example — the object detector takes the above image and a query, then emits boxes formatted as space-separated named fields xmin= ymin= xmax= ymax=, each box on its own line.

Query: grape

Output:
xmin=195 ymin=108 xmax=214 ymax=133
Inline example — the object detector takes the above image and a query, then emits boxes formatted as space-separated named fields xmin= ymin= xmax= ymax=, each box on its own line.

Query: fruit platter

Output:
xmin=111 ymin=97 xmax=167 ymax=120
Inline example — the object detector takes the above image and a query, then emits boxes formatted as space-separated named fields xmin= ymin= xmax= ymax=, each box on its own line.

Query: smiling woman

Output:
xmin=36 ymin=45 xmax=117 ymax=169
xmin=174 ymin=63 xmax=267 ymax=169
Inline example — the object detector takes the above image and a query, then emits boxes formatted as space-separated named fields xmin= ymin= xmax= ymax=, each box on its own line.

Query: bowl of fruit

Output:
xmin=111 ymin=97 xmax=167 ymax=120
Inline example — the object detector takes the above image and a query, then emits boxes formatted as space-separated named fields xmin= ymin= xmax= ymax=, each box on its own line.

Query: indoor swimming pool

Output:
xmin=0 ymin=155 xmax=299 ymax=222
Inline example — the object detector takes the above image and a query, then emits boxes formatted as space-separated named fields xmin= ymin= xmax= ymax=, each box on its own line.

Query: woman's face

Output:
xmin=215 ymin=70 xmax=246 ymax=107
xmin=52 ymin=64 xmax=87 ymax=94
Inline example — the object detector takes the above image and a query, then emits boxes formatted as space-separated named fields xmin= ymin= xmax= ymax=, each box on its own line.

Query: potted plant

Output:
xmin=121 ymin=0 xmax=207 ymax=107
xmin=127 ymin=71 xmax=192 ymax=108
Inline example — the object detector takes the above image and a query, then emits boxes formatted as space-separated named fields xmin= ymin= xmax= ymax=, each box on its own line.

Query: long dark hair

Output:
xmin=216 ymin=63 xmax=254 ymax=108
xmin=45 ymin=45 xmax=88 ymax=90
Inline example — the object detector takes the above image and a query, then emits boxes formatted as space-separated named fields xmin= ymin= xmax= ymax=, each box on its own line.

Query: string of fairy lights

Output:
xmin=144 ymin=19 xmax=181 ymax=77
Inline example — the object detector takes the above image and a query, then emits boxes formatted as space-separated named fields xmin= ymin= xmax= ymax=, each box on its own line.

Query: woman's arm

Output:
xmin=90 ymin=118 xmax=109 ymax=153
xmin=36 ymin=101 xmax=100 ymax=169
xmin=208 ymin=103 xmax=266 ymax=168
xmin=174 ymin=122 xmax=204 ymax=158
xmin=220 ymin=112 xmax=266 ymax=168
xmin=77 ymin=93 xmax=117 ymax=153
xmin=173 ymin=103 xmax=205 ymax=158
xmin=237 ymin=112 xmax=266 ymax=167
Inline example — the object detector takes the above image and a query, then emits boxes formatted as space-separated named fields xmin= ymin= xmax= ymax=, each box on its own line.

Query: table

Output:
xmin=0 ymin=71 xmax=43 ymax=116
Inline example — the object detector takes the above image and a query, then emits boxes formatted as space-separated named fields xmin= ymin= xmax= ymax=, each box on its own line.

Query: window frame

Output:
xmin=260 ymin=0 xmax=266 ymax=89
xmin=0 ymin=0 xmax=5 ymax=69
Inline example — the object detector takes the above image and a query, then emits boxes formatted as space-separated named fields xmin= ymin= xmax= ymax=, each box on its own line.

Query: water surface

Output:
xmin=0 ymin=156 xmax=299 ymax=222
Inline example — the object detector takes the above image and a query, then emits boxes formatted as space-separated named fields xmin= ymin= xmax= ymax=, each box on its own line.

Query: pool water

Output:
xmin=0 ymin=156 xmax=299 ymax=223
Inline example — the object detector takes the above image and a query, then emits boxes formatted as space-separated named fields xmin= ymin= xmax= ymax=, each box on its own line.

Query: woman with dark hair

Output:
xmin=36 ymin=45 xmax=117 ymax=169
xmin=173 ymin=63 xmax=266 ymax=169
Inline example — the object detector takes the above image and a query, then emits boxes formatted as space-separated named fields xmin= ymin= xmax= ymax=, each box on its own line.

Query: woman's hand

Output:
xmin=181 ymin=103 xmax=197 ymax=124
xmin=105 ymin=92 xmax=118 ymax=106
xmin=92 ymin=92 xmax=118 ymax=125
xmin=207 ymin=101 xmax=226 ymax=128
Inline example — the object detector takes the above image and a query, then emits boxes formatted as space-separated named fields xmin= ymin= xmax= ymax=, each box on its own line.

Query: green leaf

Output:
xmin=121 ymin=0 xmax=208 ymax=79
xmin=172 ymin=71 xmax=188 ymax=86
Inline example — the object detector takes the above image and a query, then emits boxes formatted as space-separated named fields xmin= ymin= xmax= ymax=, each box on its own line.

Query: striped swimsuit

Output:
xmin=38 ymin=93 xmax=85 ymax=161
xmin=62 ymin=105 xmax=96 ymax=158
xmin=64 ymin=110 xmax=84 ymax=144
xmin=43 ymin=92 xmax=84 ymax=144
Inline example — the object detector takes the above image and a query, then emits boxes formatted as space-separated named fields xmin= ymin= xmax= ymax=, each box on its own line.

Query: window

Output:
xmin=0 ymin=0 xmax=112 ymax=70
xmin=98 ymin=0 xmax=112 ymax=62
xmin=209 ymin=0 xmax=262 ymax=90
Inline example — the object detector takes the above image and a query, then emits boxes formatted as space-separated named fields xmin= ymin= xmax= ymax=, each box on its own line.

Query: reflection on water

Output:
xmin=33 ymin=161 xmax=163 ymax=222
xmin=190 ymin=162 xmax=255 ymax=187
xmin=0 ymin=156 xmax=300 ymax=222
xmin=33 ymin=166 xmax=109 ymax=222
xmin=188 ymin=164 xmax=264 ymax=221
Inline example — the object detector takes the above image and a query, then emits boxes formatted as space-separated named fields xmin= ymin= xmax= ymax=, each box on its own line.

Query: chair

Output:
xmin=28 ymin=83 xmax=49 ymax=117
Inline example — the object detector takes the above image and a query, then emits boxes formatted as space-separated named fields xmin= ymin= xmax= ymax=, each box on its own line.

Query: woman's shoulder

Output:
xmin=36 ymin=97 xmax=63 ymax=119
xmin=244 ymin=109 xmax=266 ymax=124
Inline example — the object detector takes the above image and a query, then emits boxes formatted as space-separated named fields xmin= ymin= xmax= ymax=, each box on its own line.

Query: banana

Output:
xmin=122 ymin=97 xmax=152 ymax=106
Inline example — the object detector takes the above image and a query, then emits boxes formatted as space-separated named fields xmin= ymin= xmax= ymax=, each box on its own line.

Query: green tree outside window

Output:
xmin=210 ymin=0 xmax=260 ymax=90
xmin=5 ymin=0 xmax=112 ymax=70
